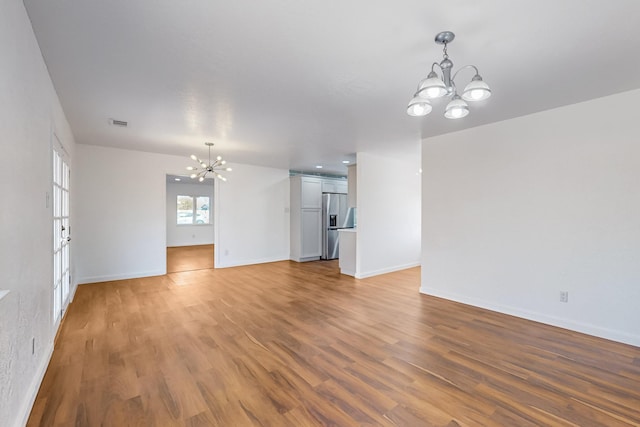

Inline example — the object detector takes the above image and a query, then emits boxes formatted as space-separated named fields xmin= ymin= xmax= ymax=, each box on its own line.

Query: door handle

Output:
xmin=66 ymin=236 xmax=71 ymax=242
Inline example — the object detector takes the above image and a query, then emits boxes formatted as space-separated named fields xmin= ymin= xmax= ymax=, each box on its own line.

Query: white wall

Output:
xmin=421 ymin=89 xmax=640 ymax=347
xmin=0 ymin=1 xmax=77 ymax=426
xmin=75 ymin=145 xmax=170 ymax=282
xmin=75 ymin=145 xmax=290 ymax=282
xmin=355 ymin=151 xmax=421 ymax=278
xmin=215 ymin=164 xmax=290 ymax=268
xmin=166 ymin=181 xmax=214 ymax=247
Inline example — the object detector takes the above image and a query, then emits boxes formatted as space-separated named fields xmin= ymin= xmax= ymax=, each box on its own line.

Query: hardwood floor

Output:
xmin=28 ymin=261 xmax=640 ymax=426
xmin=167 ymin=245 xmax=214 ymax=273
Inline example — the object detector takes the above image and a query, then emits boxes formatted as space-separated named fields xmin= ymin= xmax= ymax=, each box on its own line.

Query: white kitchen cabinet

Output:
xmin=300 ymin=209 xmax=321 ymax=258
xmin=290 ymin=176 xmax=322 ymax=261
xmin=290 ymin=175 xmax=348 ymax=262
xmin=301 ymin=178 xmax=322 ymax=209
xmin=321 ymin=179 xmax=347 ymax=194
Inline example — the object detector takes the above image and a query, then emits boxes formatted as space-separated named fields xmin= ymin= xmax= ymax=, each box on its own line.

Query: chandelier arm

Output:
xmin=451 ymin=65 xmax=480 ymax=83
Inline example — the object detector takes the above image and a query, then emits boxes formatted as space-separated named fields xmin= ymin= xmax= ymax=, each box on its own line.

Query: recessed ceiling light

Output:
xmin=315 ymin=165 xmax=323 ymax=169
xmin=174 ymin=178 xmax=181 ymax=181
xmin=342 ymin=160 xmax=350 ymax=164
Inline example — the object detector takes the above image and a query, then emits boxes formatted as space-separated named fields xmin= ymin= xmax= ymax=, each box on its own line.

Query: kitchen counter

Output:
xmin=338 ymin=228 xmax=356 ymax=277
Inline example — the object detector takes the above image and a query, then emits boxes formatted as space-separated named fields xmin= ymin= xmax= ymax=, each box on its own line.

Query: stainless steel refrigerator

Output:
xmin=321 ymin=193 xmax=351 ymax=260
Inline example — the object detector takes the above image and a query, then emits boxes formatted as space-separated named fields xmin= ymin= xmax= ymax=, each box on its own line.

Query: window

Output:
xmin=177 ymin=195 xmax=210 ymax=225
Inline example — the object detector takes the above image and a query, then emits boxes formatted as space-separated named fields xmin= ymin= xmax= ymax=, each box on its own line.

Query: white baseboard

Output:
xmin=289 ymin=255 xmax=321 ymax=263
xmin=340 ymin=268 xmax=356 ymax=277
xmin=356 ymin=262 xmax=421 ymax=279
xmin=419 ymin=286 xmax=640 ymax=348
xmin=216 ymin=255 xmax=289 ymax=269
xmin=14 ymin=340 xmax=54 ymax=427
xmin=78 ymin=269 xmax=166 ymax=285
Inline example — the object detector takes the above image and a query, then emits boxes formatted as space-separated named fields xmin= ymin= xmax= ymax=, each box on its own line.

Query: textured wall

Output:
xmin=421 ymin=89 xmax=640 ymax=346
xmin=0 ymin=1 xmax=76 ymax=426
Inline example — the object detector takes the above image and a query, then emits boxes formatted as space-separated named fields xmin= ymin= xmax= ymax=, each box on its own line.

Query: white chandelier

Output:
xmin=407 ymin=31 xmax=491 ymax=119
xmin=186 ymin=142 xmax=232 ymax=182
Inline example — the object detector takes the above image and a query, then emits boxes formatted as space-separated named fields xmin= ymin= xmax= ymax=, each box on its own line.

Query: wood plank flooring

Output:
xmin=28 ymin=260 xmax=640 ymax=426
xmin=167 ymin=245 xmax=214 ymax=273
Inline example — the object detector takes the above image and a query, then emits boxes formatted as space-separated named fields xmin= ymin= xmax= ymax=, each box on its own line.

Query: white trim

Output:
xmin=355 ymin=262 xmax=421 ymax=279
xmin=52 ymin=131 xmax=69 ymax=161
xmin=290 ymin=256 xmax=321 ymax=262
xmin=14 ymin=340 xmax=54 ymax=427
xmin=340 ymin=268 xmax=356 ymax=277
xmin=215 ymin=255 xmax=289 ymax=269
xmin=213 ymin=178 xmax=220 ymax=269
xmin=77 ymin=269 xmax=166 ymax=285
xmin=0 ymin=290 xmax=9 ymax=301
xmin=419 ymin=286 xmax=640 ymax=348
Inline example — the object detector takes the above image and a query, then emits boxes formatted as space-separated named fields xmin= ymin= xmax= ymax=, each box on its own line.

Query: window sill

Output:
xmin=0 ymin=290 xmax=9 ymax=301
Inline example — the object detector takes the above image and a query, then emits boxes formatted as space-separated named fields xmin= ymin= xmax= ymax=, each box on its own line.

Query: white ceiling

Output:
xmin=24 ymin=0 xmax=640 ymax=175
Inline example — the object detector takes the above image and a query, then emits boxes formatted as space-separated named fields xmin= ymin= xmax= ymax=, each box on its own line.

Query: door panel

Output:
xmin=53 ymin=145 xmax=70 ymax=326
xmin=301 ymin=209 xmax=321 ymax=257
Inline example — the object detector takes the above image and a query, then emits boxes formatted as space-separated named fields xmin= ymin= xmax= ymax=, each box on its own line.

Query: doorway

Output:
xmin=166 ymin=175 xmax=215 ymax=272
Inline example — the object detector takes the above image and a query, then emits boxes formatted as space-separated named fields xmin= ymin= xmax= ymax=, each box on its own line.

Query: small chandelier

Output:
xmin=407 ymin=31 xmax=491 ymax=119
xmin=186 ymin=142 xmax=232 ymax=182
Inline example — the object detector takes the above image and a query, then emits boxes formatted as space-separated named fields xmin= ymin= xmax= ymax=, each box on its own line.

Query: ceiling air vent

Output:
xmin=109 ymin=118 xmax=128 ymax=127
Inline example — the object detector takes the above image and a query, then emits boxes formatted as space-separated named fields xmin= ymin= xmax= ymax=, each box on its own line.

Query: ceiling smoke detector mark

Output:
xmin=109 ymin=118 xmax=128 ymax=127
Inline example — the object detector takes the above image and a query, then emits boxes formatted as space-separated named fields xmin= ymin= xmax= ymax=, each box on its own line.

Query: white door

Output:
xmin=53 ymin=145 xmax=70 ymax=326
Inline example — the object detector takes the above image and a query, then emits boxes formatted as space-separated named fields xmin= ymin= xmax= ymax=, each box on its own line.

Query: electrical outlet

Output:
xmin=560 ymin=291 xmax=569 ymax=303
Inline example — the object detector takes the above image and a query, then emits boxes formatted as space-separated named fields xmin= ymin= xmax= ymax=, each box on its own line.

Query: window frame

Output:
xmin=176 ymin=195 xmax=211 ymax=225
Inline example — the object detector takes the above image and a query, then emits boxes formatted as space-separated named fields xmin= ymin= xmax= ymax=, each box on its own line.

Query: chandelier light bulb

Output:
xmin=198 ymin=176 xmax=204 ymax=182
xmin=407 ymin=96 xmax=432 ymax=116
xmin=217 ymin=156 xmax=222 ymax=161
xmin=462 ymin=75 xmax=491 ymax=101
xmin=444 ymin=96 xmax=469 ymax=119
xmin=190 ymin=173 xmax=197 ymax=179
xmin=226 ymin=167 xmax=233 ymax=172
xmin=417 ymin=71 xmax=447 ymax=99
xmin=186 ymin=166 xmax=194 ymax=171
xmin=190 ymin=154 xmax=198 ymax=161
